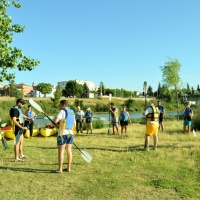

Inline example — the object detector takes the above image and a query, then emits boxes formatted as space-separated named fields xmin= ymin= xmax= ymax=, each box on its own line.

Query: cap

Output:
xmin=16 ymin=98 xmax=26 ymax=105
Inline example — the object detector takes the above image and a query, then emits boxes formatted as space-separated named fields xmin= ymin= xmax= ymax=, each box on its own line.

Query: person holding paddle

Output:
xmin=109 ymin=103 xmax=119 ymax=135
xmin=10 ymin=98 xmax=31 ymax=162
xmin=53 ymin=100 xmax=76 ymax=173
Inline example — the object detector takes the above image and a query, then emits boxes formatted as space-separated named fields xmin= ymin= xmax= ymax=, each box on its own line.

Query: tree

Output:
xmin=64 ymin=80 xmax=83 ymax=98
xmin=0 ymin=0 xmax=40 ymax=82
xmin=51 ymin=86 xmax=62 ymax=108
xmin=82 ymin=82 xmax=89 ymax=98
xmin=36 ymin=83 xmax=52 ymax=97
xmin=160 ymin=57 xmax=182 ymax=119
xmin=9 ymin=80 xmax=22 ymax=98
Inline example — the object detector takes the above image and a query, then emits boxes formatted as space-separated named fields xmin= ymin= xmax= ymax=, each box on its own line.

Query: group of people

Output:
xmin=10 ymin=98 xmax=194 ymax=173
xmin=143 ymin=100 xmax=193 ymax=151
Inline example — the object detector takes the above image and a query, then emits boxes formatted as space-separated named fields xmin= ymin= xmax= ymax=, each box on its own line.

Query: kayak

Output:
xmin=24 ymin=129 xmax=40 ymax=138
xmin=2 ymin=126 xmax=40 ymax=139
xmin=40 ymin=127 xmax=58 ymax=137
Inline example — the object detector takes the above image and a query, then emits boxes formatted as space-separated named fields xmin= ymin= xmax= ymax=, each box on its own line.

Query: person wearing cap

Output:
xmin=53 ymin=100 xmax=76 ymax=173
xmin=75 ymin=106 xmax=85 ymax=133
xmin=24 ymin=105 xmax=36 ymax=138
xmin=9 ymin=98 xmax=31 ymax=162
xmin=85 ymin=108 xmax=93 ymax=134
xmin=143 ymin=102 xmax=160 ymax=151
xmin=183 ymin=101 xmax=193 ymax=134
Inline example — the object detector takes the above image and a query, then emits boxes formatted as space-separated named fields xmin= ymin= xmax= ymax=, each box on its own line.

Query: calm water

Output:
xmin=33 ymin=111 xmax=182 ymax=128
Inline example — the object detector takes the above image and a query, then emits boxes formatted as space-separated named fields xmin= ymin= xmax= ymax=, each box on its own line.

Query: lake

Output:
xmin=33 ymin=111 xmax=183 ymax=128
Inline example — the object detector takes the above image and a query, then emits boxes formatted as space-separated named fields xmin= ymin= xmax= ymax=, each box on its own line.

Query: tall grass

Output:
xmin=0 ymin=120 xmax=200 ymax=200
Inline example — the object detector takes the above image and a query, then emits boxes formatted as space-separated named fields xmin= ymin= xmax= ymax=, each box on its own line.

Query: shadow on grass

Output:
xmin=0 ymin=165 xmax=51 ymax=173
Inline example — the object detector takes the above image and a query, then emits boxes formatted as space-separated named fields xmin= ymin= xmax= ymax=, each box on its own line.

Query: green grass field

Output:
xmin=0 ymin=121 xmax=200 ymax=200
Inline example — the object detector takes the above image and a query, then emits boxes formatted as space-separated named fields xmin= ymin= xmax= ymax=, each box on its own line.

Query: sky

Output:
xmin=5 ymin=0 xmax=200 ymax=92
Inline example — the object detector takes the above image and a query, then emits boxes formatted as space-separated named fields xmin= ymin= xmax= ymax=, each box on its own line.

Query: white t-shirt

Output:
xmin=56 ymin=110 xmax=76 ymax=136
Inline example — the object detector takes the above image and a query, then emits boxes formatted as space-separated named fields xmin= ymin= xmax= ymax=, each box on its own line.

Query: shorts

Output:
xmin=159 ymin=115 xmax=164 ymax=123
xmin=120 ymin=120 xmax=128 ymax=126
xmin=184 ymin=120 xmax=192 ymax=126
xmin=57 ymin=134 xmax=74 ymax=145
xmin=112 ymin=117 xmax=118 ymax=127
xmin=146 ymin=123 xmax=159 ymax=136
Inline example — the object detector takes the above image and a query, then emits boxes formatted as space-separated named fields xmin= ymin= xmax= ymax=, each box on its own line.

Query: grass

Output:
xmin=0 ymin=121 xmax=200 ymax=200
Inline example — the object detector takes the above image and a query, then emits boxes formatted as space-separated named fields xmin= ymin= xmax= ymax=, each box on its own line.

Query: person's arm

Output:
xmin=12 ymin=117 xmax=27 ymax=130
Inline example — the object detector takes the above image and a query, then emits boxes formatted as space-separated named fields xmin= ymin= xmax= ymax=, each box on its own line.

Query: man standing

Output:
xmin=143 ymin=103 xmax=159 ymax=151
xmin=53 ymin=100 xmax=76 ymax=173
xmin=157 ymin=101 xmax=165 ymax=131
xmin=109 ymin=103 xmax=119 ymax=135
xmin=10 ymin=98 xmax=30 ymax=162
xmin=183 ymin=101 xmax=193 ymax=134
xmin=75 ymin=106 xmax=84 ymax=133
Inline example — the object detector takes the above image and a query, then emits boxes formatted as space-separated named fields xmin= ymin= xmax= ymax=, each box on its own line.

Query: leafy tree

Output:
xmin=160 ymin=57 xmax=182 ymax=119
xmin=51 ymin=86 xmax=62 ymax=108
xmin=8 ymin=80 xmax=22 ymax=98
xmin=0 ymin=0 xmax=40 ymax=82
xmin=36 ymin=83 xmax=52 ymax=97
xmin=186 ymin=83 xmax=191 ymax=94
xmin=64 ymin=80 xmax=83 ymax=98
xmin=82 ymin=82 xmax=89 ymax=98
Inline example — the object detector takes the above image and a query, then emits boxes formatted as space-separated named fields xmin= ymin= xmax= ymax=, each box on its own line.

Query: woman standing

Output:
xmin=25 ymin=105 xmax=36 ymax=138
xmin=85 ymin=108 xmax=93 ymax=134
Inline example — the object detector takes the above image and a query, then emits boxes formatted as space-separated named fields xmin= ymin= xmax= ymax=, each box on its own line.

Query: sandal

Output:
xmin=20 ymin=155 xmax=28 ymax=159
xmin=15 ymin=158 xmax=24 ymax=162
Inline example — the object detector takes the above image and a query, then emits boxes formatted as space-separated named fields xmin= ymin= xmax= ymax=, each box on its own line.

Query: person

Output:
xmin=10 ymin=98 xmax=30 ymax=162
xmin=183 ymin=101 xmax=193 ymax=134
xmin=24 ymin=105 xmax=36 ymax=138
xmin=118 ymin=105 xmax=132 ymax=137
xmin=53 ymin=100 xmax=76 ymax=173
xmin=143 ymin=103 xmax=159 ymax=151
xmin=75 ymin=106 xmax=85 ymax=133
xmin=85 ymin=108 xmax=93 ymax=134
xmin=157 ymin=101 xmax=165 ymax=131
xmin=109 ymin=103 xmax=119 ymax=134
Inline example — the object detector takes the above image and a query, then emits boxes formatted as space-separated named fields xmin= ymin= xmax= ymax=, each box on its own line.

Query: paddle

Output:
xmin=29 ymin=98 xmax=92 ymax=163
xmin=0 ymin=123 xmax=8 ymax=149
xmin=108 ymin=94 xmax=112 ymax=135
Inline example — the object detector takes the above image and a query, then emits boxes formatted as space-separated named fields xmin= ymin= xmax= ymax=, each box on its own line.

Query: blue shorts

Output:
xmin=184 ymin=120 xmax=192 ymax=126
xmin=57 ymin=135 xmax=74 ymax=145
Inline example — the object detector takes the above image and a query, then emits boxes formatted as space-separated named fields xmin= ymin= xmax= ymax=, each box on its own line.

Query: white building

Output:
xmin=57 ymin=80 xmax=95 ymax=91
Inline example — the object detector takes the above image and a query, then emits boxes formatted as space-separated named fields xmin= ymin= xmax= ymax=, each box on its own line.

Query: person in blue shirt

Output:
xmin=85 ymin=108 xmax=93 ymax=134
xmin=157 ymin=101 xmax=165 ymax=131
xmin=183 ymin=101 xmax=193 ymax=134
xmin=118 ymin=105 xmax=132 ymax=137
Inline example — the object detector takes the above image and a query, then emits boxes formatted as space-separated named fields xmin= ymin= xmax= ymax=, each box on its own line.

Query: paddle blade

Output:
xmin=2 ymin=137 xmax=8 ymax=149
xmin=29 ymin=98 xmax=44 ymax=113
xmin=108 ymin=128 xmax=112 ymax=135
xmin=81 ymin=150 xmax=92 ymax=163
xmin=14 ymin=130 xmax=23 ymax=145
xmin=1 ymin=123 xmax=7 ymax=128
xmin=193 ymin=129 xmax=196 ymax=137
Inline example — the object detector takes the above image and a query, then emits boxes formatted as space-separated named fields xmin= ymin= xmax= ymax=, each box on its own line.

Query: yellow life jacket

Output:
xmin=146 ymin=105 xmax=159 ymax=122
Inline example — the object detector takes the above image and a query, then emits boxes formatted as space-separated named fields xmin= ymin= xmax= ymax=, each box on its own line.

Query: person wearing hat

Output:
xmin=75 ymin=106 xmax=85 ymax=133
xmin=85 ymin=108 xmax=93 ymax=134
xmin=183 ymin=101 xmax=193 ymax=134
xmin=143 ymin=102 xmax=160 ymax=151
xmin=9 ymin=98 xmax=31 ymax=162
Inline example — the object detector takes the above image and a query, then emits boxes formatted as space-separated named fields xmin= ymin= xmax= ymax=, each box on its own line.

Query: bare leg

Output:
xmin=153 ymin=135 xmax=158 ymax=150
xmin=144 ymin=135 xmax=150 ymax=150
xmin=57 ymin=144 xmax=65 ymax=172
xmin=65 ymin=144 xmax=72 ymax=172
xmin=19 ymin=135 xmax=24 ymax=157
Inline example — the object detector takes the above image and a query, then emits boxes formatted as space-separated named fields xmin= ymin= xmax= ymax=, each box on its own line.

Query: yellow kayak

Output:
xmin=24 ymin=129 xmax=40 ymax=138
xmin=40 ymin=127 xmax=58 ymax=137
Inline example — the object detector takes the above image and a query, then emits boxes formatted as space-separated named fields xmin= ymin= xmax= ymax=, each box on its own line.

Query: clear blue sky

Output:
xmin=5 ymin=0 xmax=200 ymax=91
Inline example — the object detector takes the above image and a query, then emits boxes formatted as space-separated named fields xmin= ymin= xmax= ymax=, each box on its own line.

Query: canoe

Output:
xmin=40 ymin=127 xmax=58 ymax=137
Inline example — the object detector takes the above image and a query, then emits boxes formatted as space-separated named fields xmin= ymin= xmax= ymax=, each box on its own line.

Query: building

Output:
xmin=57 ymin=80 xmax=95 ymax=91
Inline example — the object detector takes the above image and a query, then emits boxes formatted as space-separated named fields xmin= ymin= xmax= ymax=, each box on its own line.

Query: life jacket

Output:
xmin=121 ymin=111 xmax=129 ymax=121
xmin=146 ymin=105 xmax=159 ymax=122
xmin=60 ymin=108 xmax=75 ymax=131
xmin=10 ymin=106 xmax=24 ymax=131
